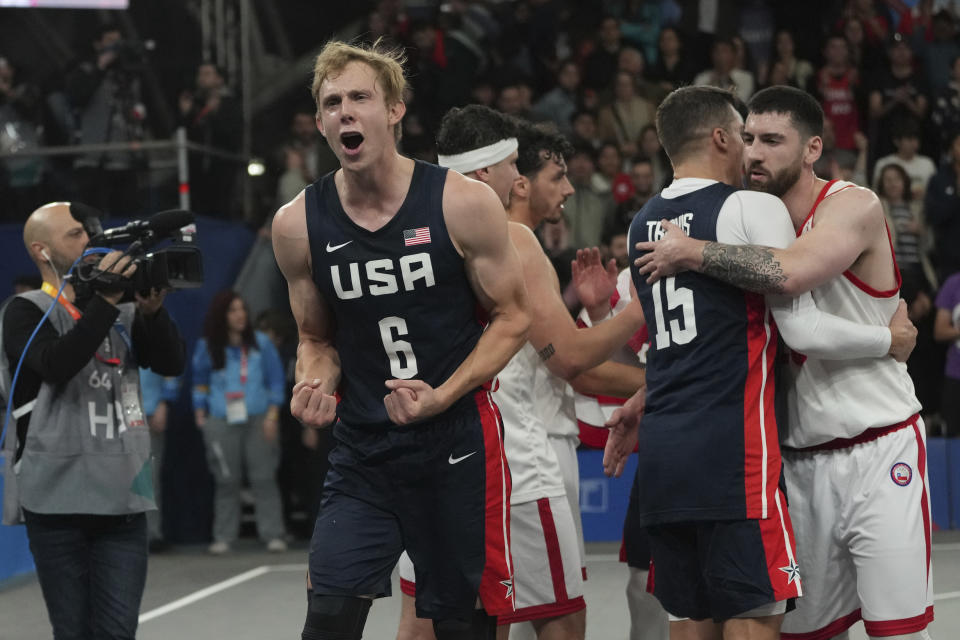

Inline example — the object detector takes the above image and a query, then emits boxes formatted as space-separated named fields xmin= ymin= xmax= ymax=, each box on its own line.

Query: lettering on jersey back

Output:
xmin=647 ymin=213 xmax=693 ymax=241
xmin=331 ymin=252 xmax=436 ymax=300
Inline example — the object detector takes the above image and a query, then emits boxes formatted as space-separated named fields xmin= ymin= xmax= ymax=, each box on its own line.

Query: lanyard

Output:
xmin=41 ymin=282 xmax=81 ymax=320
xmin=41 ymin=281 xmax=132 ymax=360
xmin=240 ymin=347 xmax=248 ymax=385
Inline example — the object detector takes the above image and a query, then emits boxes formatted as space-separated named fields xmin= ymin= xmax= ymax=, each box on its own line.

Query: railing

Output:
xmin=0 ymin=127 xmax=252 ymax=218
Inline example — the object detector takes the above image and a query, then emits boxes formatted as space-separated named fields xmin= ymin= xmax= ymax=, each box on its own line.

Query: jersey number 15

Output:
xmin=651 ymin=277 xmax=698 ymax=349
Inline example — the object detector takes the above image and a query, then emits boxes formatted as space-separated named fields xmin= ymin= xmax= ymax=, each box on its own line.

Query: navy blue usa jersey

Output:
xmin=628 ymin=182 xmax=781 ymax=526
xmin=306 ymin=160 xmax=485 ymax=429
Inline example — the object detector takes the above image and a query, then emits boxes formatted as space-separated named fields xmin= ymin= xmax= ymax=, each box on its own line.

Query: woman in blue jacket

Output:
xmin=193 ymin=290 xmax=287 ymax=553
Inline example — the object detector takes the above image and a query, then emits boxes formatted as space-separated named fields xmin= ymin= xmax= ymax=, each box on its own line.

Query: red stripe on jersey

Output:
xmin=757 ymin=489 xmax=802 ymax=602
xmin=474 ymin=391 xmax=515 ymax=616
xmin=800 ymin=179 xmax=900 ymax=297
xmin=797 ymin=180 xmax=839 ymax=237
xmin=797 ymin=180 xmax=854 ymax=237
xmin=862 ymin=606 xmax=934 ymax=637
xmin=626 ymin=326 xmax=649 ymax=355
xmin=742 ymin=293 xmax=780 ymax=519
xmin=842 ymin=218 xmax=902 ymax=298
xmin=913 ymin=422 xmax=932 ymax=585
xmin=783 ymin=415 xmax=916 ymax=452
xmin=578 ymin=421 xmax=609 ymax=449
xmin=781 ymin=609 xmax=862 ymax=640
xmin=536 ymin=497 xmax=569 ymax=604
xmin=400 ymin=578 xmax=416 ymax=597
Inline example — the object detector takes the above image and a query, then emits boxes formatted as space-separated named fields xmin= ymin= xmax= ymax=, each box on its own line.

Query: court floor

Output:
xmin=2 ymin=536 xmax=959 ymax=638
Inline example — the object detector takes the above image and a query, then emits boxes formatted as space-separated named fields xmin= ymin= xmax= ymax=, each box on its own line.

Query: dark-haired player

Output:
xmin=604 ymin=85 xmax=917 ymax=640
xmin=397 ymin=109 xmax=646 ymax=640
xmin=495 ymin=122 xmax=648 ymax=640
xmin=634 ymin=85 xmax=931 ymax=640
xmin=273 ymin=40 xmax=530 ymax=640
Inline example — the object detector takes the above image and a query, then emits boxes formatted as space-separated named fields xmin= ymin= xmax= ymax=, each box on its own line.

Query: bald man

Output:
xmin=2 ymin=202 xmax=185 ymax=640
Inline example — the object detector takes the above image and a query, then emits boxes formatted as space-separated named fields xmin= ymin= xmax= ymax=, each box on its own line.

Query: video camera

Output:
xmin=103 ymin=39 xmax=153 ymax=73
xmin=69 ymin=203 xmax=204 ymax=302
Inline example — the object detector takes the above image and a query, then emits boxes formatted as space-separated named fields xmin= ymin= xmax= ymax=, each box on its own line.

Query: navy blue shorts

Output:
xmin=621 ymin=469 xmax=651 ymax=569
xmin=308 ymin=390 xmax=514 ymax=620
xmin=646 ymin=517 xmax=800 ymax=621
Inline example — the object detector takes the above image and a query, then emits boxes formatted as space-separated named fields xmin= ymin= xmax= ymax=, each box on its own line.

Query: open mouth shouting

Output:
xmin=341 ymin=131 xmax=364 ymax=156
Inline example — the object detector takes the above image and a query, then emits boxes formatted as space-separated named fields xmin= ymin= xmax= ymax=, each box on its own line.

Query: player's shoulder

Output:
xmin=722 ymin=189 xmax=789 ymax=222
xmin=272 ymin=189 xmax=308 ymax=237
xmin=442 ymin=169 xmax=501 ymax=213
xmin=727 ymin=189 xmax=785 ymax=209
xmin=507 ymin=221 xmax=545 ymax=264
xmin=507 ymin=221 xmax=539 ymax=249
xmin=821 ymin=181 xmax=882 ymax=215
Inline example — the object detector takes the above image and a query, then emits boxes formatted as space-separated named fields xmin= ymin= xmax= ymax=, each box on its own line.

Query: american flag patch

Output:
xmin=403 ymin=227 xmax=431 ymax=246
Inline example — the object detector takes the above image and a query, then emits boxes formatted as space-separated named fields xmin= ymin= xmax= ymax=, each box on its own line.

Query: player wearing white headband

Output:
xmin=398 ymin=110 xmax=647 ymax=640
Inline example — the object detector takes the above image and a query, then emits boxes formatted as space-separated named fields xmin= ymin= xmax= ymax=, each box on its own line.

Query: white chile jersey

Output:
xmin=531 ymin=354 xmax=579 ymax=441
xmin=574 ymin=269 xmax=647 ymax=435
xmin=784 ymin=180 xmax=922 ymax=448
xmin=493 ymin=343 xmax=567 ymax=504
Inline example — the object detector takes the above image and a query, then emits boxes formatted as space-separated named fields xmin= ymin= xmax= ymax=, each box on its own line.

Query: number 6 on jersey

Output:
xmin=379 ymin=316 xmax=418 ymax=378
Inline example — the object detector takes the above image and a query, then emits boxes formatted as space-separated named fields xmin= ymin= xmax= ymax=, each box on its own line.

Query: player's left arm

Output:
xmin=568 ymin=360 xmax=646 ymax=398
xmin=384 ymin=175 xmax=530 ymax=424
xmin=634 ymin=186 xmax=882 ymax=297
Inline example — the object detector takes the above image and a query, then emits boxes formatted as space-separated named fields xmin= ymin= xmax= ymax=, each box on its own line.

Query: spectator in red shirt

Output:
xmin=813 ymin=34 xmax=863 ymax=152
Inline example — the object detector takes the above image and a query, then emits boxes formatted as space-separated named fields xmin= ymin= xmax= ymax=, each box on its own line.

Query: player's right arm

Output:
xmin=272 ymin=192 xmax=340 ymax=428
xmin=510 ymin=223 xmax=647 ymax=384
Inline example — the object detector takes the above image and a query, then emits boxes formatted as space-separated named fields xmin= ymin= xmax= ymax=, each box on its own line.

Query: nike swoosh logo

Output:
xmin=326 ymin=240 xmax=353 ymax=252
xmin=448 ymin=451 xmax=477 ymax=465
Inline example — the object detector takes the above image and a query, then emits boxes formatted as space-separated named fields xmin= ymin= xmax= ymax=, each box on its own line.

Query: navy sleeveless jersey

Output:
xmin=305 ymin=160 xmax=485 ymax=429
xmin=627 ymin=182 xmax=782 ymax=526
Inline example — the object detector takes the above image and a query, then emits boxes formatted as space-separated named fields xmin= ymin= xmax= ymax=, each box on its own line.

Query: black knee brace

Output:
xmin=301 ymin=593 xmax=372 ymax=640
xmin=432 ymin=609 xmax=497 ymax=640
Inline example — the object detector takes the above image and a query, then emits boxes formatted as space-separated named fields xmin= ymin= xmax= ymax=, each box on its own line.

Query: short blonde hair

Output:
xmin=311 ymin=39 xmax=407 ymax=141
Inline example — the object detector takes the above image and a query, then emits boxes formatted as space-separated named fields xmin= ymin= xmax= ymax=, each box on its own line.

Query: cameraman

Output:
xmin=2 ymin=202 xmax=185 ymax=639
xmin=66 ymin=25 xmax=147 ymax=216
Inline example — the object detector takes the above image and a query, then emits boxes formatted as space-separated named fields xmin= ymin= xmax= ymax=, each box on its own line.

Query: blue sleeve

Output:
xmin=192 ymin=339 xmax=212 ymax=410
xmin=257 ymin=333 xmax=286 ymax=407
xmin=160 ymin=375 xmax=181 ymax=402
xmin=139 ymin=367 xmax=162 ymax=416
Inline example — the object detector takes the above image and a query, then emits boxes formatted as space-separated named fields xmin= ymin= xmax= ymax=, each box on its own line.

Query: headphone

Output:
xmin=40 ymin=248 xmax=51 ymax=263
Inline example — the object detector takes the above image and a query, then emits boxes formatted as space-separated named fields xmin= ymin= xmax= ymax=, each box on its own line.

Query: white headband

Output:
xmin=437 ymin=138 xmax=519 ymax=175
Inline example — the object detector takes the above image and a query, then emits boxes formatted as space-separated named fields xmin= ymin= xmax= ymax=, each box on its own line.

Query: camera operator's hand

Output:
xmin=195 ymin=408 xmax=207 ymax=428
xmin=135 ymin=288 xmax=167 ymax=318
xmin=96 ymin=251 xmax=137 ymax=306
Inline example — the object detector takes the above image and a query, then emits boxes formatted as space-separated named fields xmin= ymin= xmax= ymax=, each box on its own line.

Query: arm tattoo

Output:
xmin=537 ymin=343 xmax=556 ymax=362
xmin=701 ymin=242 xmax=787 ymax=294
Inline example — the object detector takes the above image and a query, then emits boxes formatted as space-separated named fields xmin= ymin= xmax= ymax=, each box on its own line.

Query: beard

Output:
xmin=49 ymin=251 xmax=77 ymax=276
xmin=747 ymin=158 xmax=802 ymax=197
